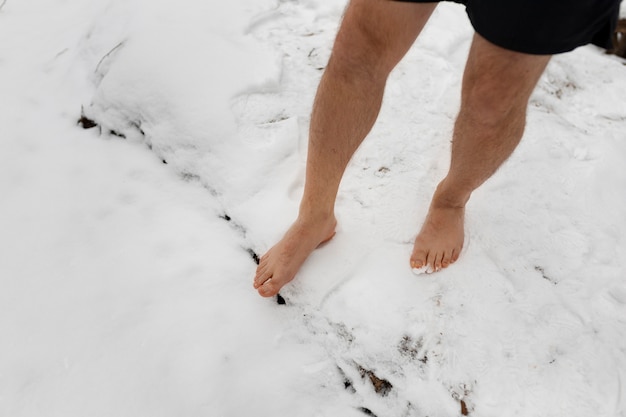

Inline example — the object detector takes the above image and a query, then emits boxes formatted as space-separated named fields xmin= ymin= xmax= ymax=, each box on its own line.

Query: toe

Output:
xmin=254 ymin=263 xmax=268 ymax=279
xmin=254 ymin=270 xmax=272 ymax=289
xmin=441 ymin=251 xmax=452 ymax=268
xmin=434 ymin=251 xmax=444 ymax=272
xmin=410 ymin=249 xmax=428 ymax=270
xmin=258 ymin=280 xmax=278 ymax=298
xmin=425 ymin=252 xmax=437 ymax=274
xmin=451 ymin=248 xmax=460 ymax=263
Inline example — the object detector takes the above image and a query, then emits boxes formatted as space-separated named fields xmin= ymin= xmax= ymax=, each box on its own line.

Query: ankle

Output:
xmin=297 ymin=206 xmax=336 ymax=226
xmin=432 ymin=179 xmax=471 ymax=209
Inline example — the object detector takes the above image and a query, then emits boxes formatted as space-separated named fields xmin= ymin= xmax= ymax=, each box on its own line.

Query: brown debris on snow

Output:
xmin=357 ymin=366 xmax=393 ymax=397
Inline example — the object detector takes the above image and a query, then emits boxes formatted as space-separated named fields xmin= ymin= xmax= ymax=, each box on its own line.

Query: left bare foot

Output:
xmin=253 ymin=214 xmax=337 ymax=297
xmin=410 ymin=186 xmax=465 ymax=274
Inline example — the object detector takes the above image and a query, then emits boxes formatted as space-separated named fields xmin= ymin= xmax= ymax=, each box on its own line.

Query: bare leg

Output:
xmin=254 ymin=0 xmax=437 ymax=297
xmin=410 ymin=33 xmax=551 ymax=273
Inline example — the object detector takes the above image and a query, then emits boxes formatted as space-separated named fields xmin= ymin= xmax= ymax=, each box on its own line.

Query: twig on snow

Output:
xmin=95 ymin=41 xmax=124 ymax=74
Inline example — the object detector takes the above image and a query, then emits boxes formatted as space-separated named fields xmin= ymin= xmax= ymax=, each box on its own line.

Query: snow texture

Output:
xmin=1 ymin=0 xmax=625 ymax=416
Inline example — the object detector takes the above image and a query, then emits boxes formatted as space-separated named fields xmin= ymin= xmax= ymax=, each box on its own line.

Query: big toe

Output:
xmin=258 ymin=280 xmax=280 ymax=298
xmin=410 ymin=248 xmax=428 ymax=270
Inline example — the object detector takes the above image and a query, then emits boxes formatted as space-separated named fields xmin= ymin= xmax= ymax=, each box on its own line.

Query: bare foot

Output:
xmin=254 ymin=215 xmax=337 ymax=297
xmin=410 ymin=188 xmax=465 ymax=274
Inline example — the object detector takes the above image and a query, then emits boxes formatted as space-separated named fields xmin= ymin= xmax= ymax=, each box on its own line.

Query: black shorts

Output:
xmin=395 ymin=0 xmax=622 ymax=55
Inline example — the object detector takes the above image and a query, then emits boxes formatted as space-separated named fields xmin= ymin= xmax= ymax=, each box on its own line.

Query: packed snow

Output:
xmin=1 ymin=0 xmax=625 ymax=416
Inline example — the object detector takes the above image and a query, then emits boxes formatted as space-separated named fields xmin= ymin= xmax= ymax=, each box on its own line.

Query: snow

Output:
xmin=1 ymin=0 xmax=625 ymax=416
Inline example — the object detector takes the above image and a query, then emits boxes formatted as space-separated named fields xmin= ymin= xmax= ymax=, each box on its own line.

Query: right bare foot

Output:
xmin=253 ymin=215 xmax=337 ymax=298
xmin=410 ymin=180 xmax=467 ymax=274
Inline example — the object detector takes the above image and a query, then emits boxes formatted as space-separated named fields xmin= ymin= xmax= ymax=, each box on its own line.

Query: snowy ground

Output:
xmin=1 ymin=0 xmax=625 ymax=416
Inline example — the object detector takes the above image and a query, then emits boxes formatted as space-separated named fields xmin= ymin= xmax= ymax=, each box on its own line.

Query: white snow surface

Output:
xmin=1 ymin=0 xmax=626 ymax=416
